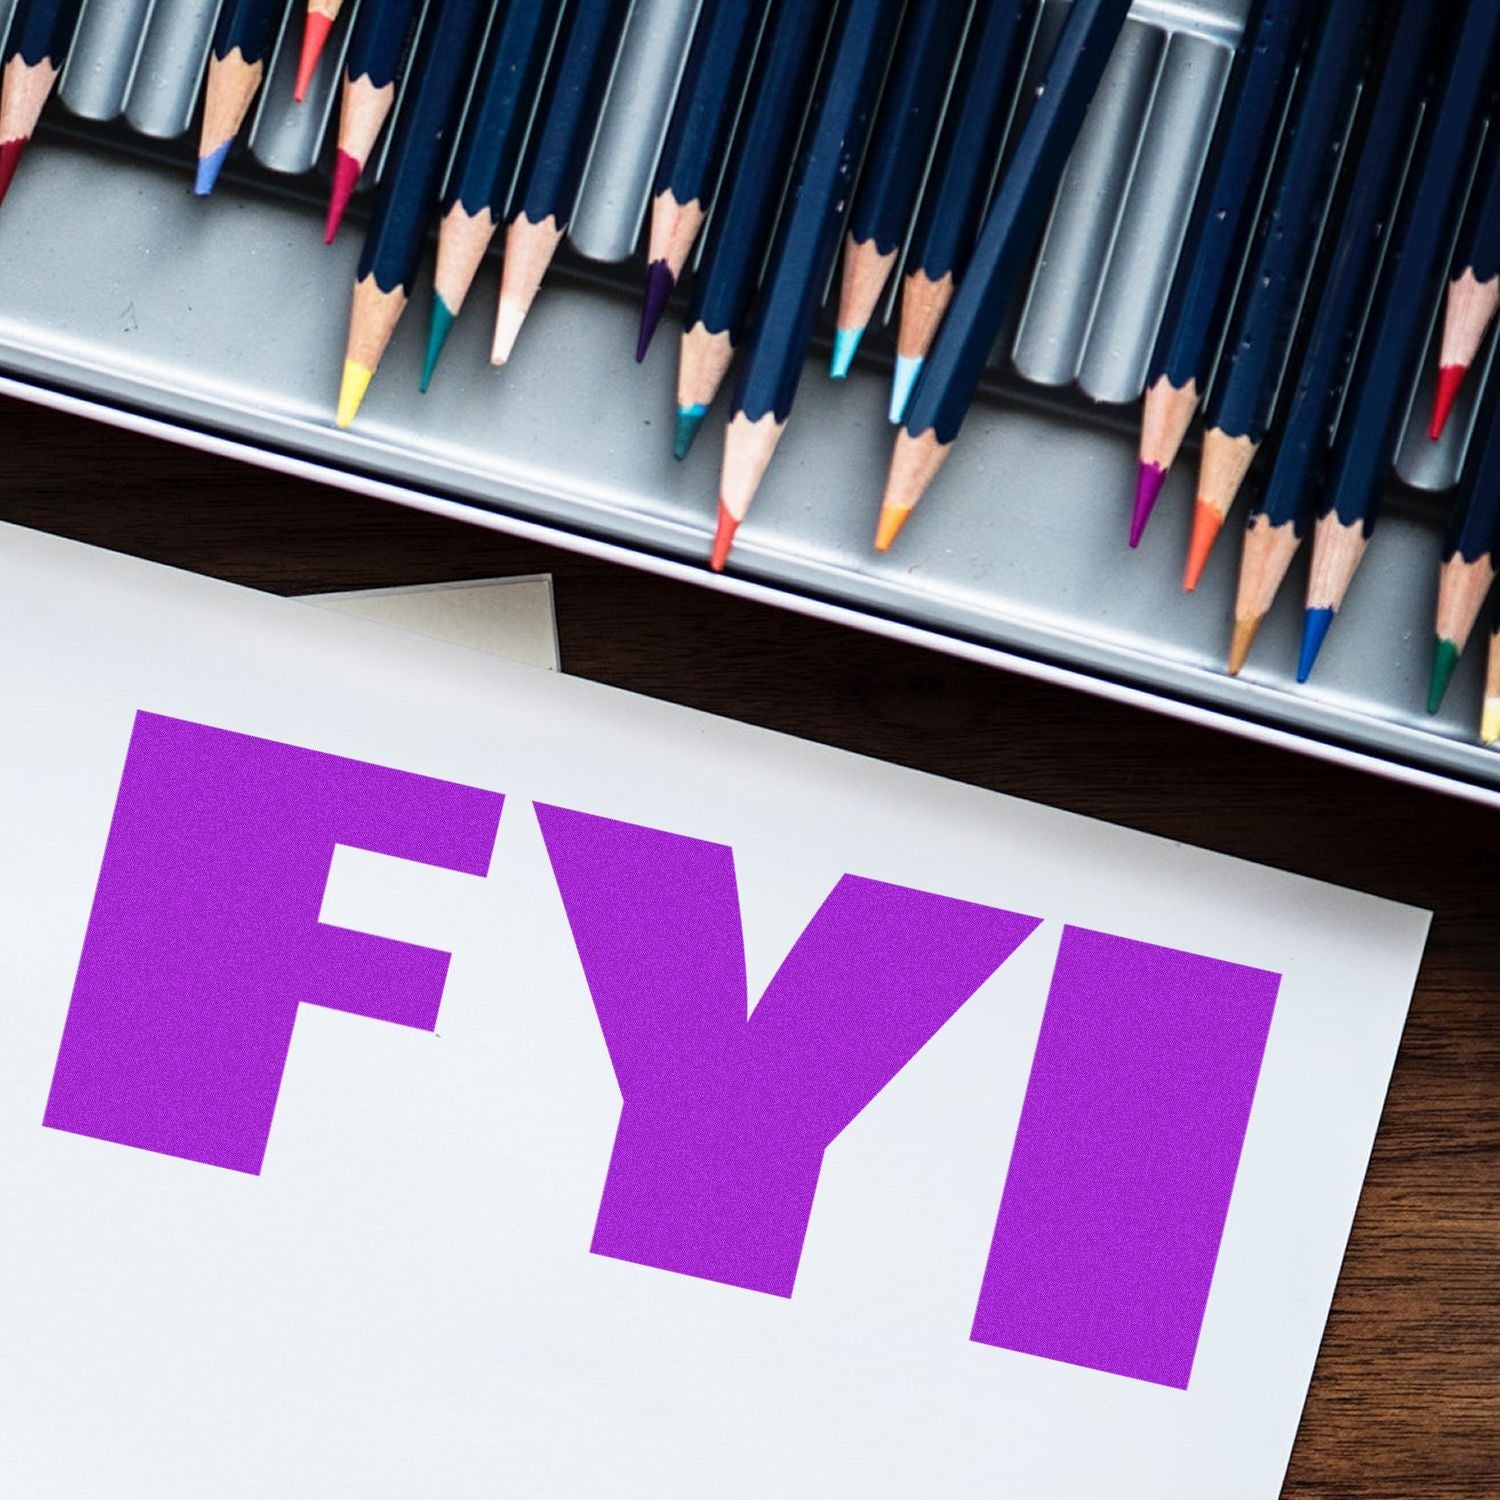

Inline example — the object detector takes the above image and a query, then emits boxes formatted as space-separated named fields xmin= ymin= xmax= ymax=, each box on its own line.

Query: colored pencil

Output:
xmin=1130 ymin=0 xmax=1307 ymax=547
xmin=493 ymin=0 xmax=629 ymax=366
xmin=0 ymin=0 xmax=83 ymax=210
xmin=1300 ymin=0 xmax=1500 ymax=683
xmin=294 ymin=0 xmax=345 ymax=102
xmin=876 ymin=0 xmax=1133 ymax=553
xmin=637 ymin=0 xmax=760 ymax=363
xmin=1185 ymin=0 xmax=1375 ymax=592
xmin=1483 ymin=614 xmax=1500 ymax=742
xmin=830 ymin=0 xmax=967 ymax=384
xmin=890 ymin=0 xmax=1032 ymax=425
xmin=336 ymin=0 xmax=490 ymax=429
xmin=1230 ymin=0 xmax=1443 ymax=675
xmin=673 ymin=0 xmax=829 ymax=460
xmin=421 ymin=0 xmax=557 ymax=389
xmin=712 ymin=0 xmax=904 ymax=571
xmin=1431 ymin=126 xmax=1500 ymax=440
xmin=1428 ymin=372 xmax=1500 ymax=712
xmin=325 ymin=0 xmax=420 ymax=241
xmin=195 ymin=0 xmax=286 ymax=197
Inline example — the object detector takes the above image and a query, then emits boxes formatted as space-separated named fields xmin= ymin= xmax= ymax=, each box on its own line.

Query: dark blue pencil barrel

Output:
xmin=2 ymin=0 xmax=84 ymax=66
xmin=345 ymin=0 xmax=418 ymax=86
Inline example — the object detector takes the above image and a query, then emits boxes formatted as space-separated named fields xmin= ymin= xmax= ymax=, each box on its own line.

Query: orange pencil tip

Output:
xmin=710 ymin=505 xmax=739 ymax=572
xmin=874 ymin=500 xmax=910 ymax=553
xmin=1429 ymin=364 xmax=1467 ymax=441
xmin=1227 ymin=617 xmax=1261 ymax=677
xmin=294 ymin=12 xmax=335 ymax=102
xmin=1182 ymin=500 xmax=1223 ymax=592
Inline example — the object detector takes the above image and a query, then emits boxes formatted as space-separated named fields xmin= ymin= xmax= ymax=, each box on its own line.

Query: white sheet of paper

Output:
xmin=0 ymin=524 xmax=1428 ymax=1499
xmin=303 ymin=576 xmax=559 ymax=671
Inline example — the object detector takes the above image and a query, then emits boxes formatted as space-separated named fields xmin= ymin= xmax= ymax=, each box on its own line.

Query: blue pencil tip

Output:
xmin=421 ymin=296 xmax=456 ymax=392
xmin=1297 ymin=607 xmax=1336 ymax=684
xmin=673 ymin=404 xmax=708 ymax=461
xmin=889 ymin=355 xmax=924 ymax=424
xmin=830 ymin=326 xmax=864 ymax=380
xmin=194 ymin=140 xmax=233 ymax=197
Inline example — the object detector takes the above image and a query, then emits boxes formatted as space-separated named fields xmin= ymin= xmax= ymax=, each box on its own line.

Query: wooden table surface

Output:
xmin=4 ymin=396 xmax=1495 ymax=1497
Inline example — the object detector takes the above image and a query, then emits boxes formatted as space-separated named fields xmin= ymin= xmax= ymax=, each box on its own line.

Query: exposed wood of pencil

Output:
xmin=433 ymin=203 xmax=499 ymax=317
xmin=493 ymin=212 xmax=564 ymax=365
xmin=1435 ymin=552 xmax=1497 ymax=650
xmin=875 ymin=426 xmax=952 ymax=551
xmin=678 ymin=323 xmax=734 ymax=412
xmin=1306 ymin=511 xmax=1367 ymax=613
xmin=1229 ymin=515 xmax=1302 ymax=675
xmin=200 ymin=48 xmax=265 ymax=154
xmin=1438 ymin=267 xmax=1500 ymax=373
xmin=719 ymin=410 xmax=785 ymax=526
xmin=1139 ymin=374 xmax=1200 ymax=472
xmin=1484 ymin=630 xmax=1500 ymax=741
xmin=345 ymin=274 xmax=407 ymax=373
xmin=310 ymin=0 xmax=342 ymax=20
xmin=1197 ymin=428 xmax=1259 ymax=526
xmin=895 ymin=267 xmax=953 ymax=360
xmin=337 ymin=72 xmax=396 ymax=164
xmin=837 ymin=235 xmax=898 ymax=335
xmin=647 ymin=190 xmax=707 ymax=281
xmin=0 ymin=54 xmax=59 ymax=147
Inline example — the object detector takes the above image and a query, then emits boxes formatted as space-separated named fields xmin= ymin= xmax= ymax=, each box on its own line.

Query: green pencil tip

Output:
xmin=421 ymin=297 xmax=456 ymax=392
xmin=1428 ymin=637 xmax=1461 ymax=715
xmin=673 ymin=404 xmax=707 ymax=460
xmin=830 ymin=326 xmax=864 ymax=379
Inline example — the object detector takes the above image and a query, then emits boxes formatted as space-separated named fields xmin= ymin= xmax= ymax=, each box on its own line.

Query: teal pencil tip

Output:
xmin=1428 ymin=637 xmax=1461 ymax=714
xmin=194 ymin=140 xmax=233 ymax=197
xmin=673 ymin=404 xmax=708 ymax=460
xmin=421 ymin=296 xmax=456 ymax=392
xmin=889 ymin=355 xmax=924 ymax=424
xmin=1297 ymin=607 xmax=1335 ymax=684
xmin=830 ymin=326 xmax=864 ymax=380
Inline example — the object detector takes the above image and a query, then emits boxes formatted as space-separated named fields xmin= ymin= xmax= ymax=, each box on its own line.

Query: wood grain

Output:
xmin=1 ymin=394 xmax=1494 ymax=1496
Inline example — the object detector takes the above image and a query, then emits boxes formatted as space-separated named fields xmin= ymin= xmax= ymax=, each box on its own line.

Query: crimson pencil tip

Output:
xmin=294 ymin=12 xmax=335 ymax=101
xmin=1430 ymin=364 xmax=1467 ymax=441
xmin=0 ymin=136 xmax=29 ymax=210
xmin=325 ymin=150 xmax=361 ymax=243
xmin=1129 ymin=461 xmax=1166 ymax=548
xmin=636 ymin=261 xmax=674 ymax=363
xmin=710 ymin=504 xmax=738 ymax=572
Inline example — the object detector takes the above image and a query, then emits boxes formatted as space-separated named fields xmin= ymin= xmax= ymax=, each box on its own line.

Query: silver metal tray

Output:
xmin=3 ymin=0 xmax=1497 ymax=798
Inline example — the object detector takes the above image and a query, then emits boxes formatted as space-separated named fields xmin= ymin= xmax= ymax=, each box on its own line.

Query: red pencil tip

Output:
xmin=710 ymin=505 xmax=739 ymax=572
xmin=1182 ymin=500 xmax=1223 ymax=592
xmin=294 ymin=12 xmax=335 ymax=102
xmin=324 ymin=151 xmax=361 ymax=243
xmin=1430 ymin=364 xmax=1467 ymax=441
xmin=0 ymin=136 xmax=30 ymax=211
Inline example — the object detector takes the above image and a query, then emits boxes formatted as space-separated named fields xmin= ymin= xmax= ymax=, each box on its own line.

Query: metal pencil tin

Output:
xmin=4 ymin=0 xmax=1499 ymax=805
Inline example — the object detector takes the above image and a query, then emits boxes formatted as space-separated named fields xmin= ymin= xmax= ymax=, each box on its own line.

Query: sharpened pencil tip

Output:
xmin=421 ymin=296 xmax=456 ymax=392
xmin=491 ymin=300 xmax=525 ymax=365
xmin=637 ymin=261 xmax=674 ymax=363
xmin=889 ymin=355 xmax=923 ymax=424
xmin=1183 ymin=500 xmax=1223 ymax=591
xmin=673 ymin=404 xmax=707 ymax=460
xmin=874 ymin=500 xmax=911 ymax=553
xmin=830 ymin=325 xmax=864 ymax=380
xmin=0 ymin=136 xmax=29 ymax=210
xmin=194 ymin=139 xmax=233 ymax=197
xmin=1482 ymin=699 xmax=1500 ymax=745
xmin=1297 ymin=607 xmax=1335 ymax=683
xmin=294 ymin=11 xmax=334 ymax=102
xmin=1227 ymin=616 xmax=1261 ymax=677
xmin=1428 ymin=637 xmax=1461 ymax=714
xmin=336 ymin=360 xmax=374 ymax=429
xmin=1129 ymin=461 xmax=1166 ymax=547
xmin=1430 ymin=364 xmax=1467 ymax=441
xmin=325 ymin=150 xmax=361 ymax=242
xmin=710 ymin=504 xmax=738 ymax=571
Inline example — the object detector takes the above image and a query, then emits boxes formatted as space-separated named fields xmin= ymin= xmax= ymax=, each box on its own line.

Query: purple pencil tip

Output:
xmin=636 ymin=260 xmax=675 ymax=364
xmin=1128 ymin=461 xmax=1167 ymax=548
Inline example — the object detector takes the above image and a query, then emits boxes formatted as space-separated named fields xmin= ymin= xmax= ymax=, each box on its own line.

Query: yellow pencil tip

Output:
xmin=336 ymin=360 xmax=374 ymax=429
xmin=1482 ymin=700 xmax=1500 ymax=746
xmin=874 ymin=500 xmax=911 ymax=553
xmin=1227 ymin=616 xmax=1261 ymax=677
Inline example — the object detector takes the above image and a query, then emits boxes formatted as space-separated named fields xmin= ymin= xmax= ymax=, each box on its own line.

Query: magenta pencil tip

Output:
xmin=636 ymin=260 xmax=675 ymax=363
xmin=1129 ymin=461 xmax=1167 ymax=548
